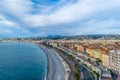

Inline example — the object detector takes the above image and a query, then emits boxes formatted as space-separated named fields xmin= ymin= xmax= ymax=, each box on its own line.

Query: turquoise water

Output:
xmin=0 ymin=42 xmax=47 ymax=80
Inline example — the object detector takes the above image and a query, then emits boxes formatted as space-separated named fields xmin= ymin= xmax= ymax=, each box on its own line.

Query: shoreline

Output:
xmin=53 ymin=49 xmax=71 ymax=80
xmin=43 ymin=47 xmax=49 ymax=80
xmin=43 ymin=47 xmax=50 ymax=80
xmin=36 ymin=44 xmax=49 ymax=80
xmin=37 ymin=44 xmax=68 ymax=80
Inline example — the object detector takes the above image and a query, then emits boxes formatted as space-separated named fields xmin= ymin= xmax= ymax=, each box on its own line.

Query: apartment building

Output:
xmin=109 ymin=50 xmax=120 ymax=74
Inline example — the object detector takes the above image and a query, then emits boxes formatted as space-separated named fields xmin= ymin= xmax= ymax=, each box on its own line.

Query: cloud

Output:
xmin=0 ymin=15 xmax=18 ymax=28
xmin=24 ymin=0 xmax=120 ymax=27
xmin=0 ymin=0 xmax=120 ymax=37
xmin=65 ymin=19 xmax=120 ymax=35
xmin=0 ymin=19 xmax=16 ymax=27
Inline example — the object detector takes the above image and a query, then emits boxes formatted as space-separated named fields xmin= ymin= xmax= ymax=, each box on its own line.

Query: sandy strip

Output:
xmin=38 ymin=44 xmax=67 ymax=80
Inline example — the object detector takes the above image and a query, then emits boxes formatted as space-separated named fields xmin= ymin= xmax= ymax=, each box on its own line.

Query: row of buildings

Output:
xmin=44 ymin=40 xmax=120 ymax=75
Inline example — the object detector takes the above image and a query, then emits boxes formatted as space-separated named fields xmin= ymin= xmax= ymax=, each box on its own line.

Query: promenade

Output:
xmin=38 ymin=44 xmax=66 ymax=80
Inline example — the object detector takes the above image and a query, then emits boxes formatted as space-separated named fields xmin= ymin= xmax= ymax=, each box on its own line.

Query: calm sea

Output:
xmin=0 ymin=42 xmax=47 ymax=80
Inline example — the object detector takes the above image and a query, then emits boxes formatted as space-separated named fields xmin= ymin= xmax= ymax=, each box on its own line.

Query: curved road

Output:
xmin=79 ymin=64 xmax=94 ymax=80
xmin=74 ymin=59 xmax=94 ymax=80
xmin=39 ymin=44 xmax=94 ymax=80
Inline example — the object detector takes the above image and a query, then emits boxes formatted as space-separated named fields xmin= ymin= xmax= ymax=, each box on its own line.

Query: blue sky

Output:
xmin=0 ymin=0 xmax=120 ymax=37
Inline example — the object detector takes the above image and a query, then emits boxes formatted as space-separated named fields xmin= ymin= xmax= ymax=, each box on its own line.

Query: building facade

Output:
xmin=109 ymin=50 xmax=120 ymax=74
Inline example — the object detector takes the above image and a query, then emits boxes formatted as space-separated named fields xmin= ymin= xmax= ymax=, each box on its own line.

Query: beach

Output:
xmin=38 ymin=44 xmax=68 ymax=80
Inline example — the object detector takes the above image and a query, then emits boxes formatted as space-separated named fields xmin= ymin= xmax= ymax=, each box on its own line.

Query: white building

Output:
xmin=109 ymin=50 xmax=120 ymax=74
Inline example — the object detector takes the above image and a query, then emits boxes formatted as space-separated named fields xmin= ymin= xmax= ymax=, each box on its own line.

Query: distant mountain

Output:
xmin=45 ymin=35 xmax=65 ymax=40
xmin=24 ymin=34 xmax=120 ymax=40
xmin=65 ymin=34 xmax=120 ymax=40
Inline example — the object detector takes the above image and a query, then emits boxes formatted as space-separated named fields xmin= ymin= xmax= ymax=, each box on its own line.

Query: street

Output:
xmin=74 ymin=59 xmax=95 ymax=80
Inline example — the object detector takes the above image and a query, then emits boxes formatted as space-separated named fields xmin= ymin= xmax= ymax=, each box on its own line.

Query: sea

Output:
xmin=0 ymin=42 xmax=47 ymax=80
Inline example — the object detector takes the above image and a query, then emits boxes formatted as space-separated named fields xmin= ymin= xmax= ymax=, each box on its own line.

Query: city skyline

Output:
xmin=0 ymin=0 xmax=120 ymax=37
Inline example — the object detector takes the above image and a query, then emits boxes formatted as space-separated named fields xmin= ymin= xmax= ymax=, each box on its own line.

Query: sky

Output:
xmin=0 ymin=0 xmax=120 ymax=37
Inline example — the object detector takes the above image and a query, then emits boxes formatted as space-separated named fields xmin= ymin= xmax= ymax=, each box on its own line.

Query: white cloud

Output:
xmin=23 ymin=0 xmax=120 ymax=27
xmin=0 ymin=0 xmax=120 ymax=36
xmin=0 ymin=15 xmax=17 ymax=27
xmin=0 ymin=14 xmax=31 ymax=35
xmin=0 ymin=0 xmax=32 ymax=16
xmin=65 ymin=19 xmax=120 ymax=35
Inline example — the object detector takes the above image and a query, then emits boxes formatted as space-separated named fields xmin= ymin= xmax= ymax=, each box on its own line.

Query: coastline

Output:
xmin=53 ymin=49 xmax=71 ymax=80
xmin=43 ymin=47 xmax=49 ymax=80
xmin=37 ymin=44 xmax=68 ymax=80
xmin=36 ymin=44 xmax=49 ymax=80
